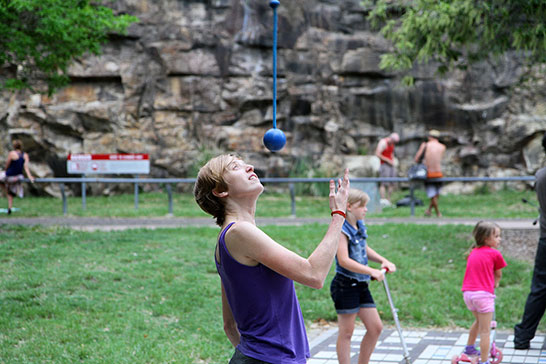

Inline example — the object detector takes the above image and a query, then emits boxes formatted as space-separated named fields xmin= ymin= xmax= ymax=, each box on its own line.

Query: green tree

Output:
xmin=0 ymin=0 xmax=138 ymax=95
xmin=364 ymin=0 xmax=546 ymax=84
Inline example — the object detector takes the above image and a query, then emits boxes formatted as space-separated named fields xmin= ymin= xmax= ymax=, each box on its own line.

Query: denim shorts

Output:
xmin=229 ymin=348 xmax=271 ymax=364
xmin=330 ymin=273 xmax=375 ymax=314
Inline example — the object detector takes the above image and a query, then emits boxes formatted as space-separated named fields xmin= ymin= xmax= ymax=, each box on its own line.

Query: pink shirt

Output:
xmin=462 ymin=246 xmax=507 ymax=294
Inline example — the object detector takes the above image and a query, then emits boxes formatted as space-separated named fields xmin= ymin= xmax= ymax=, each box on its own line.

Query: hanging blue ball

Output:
xmin=263 ymin=128 xmax=286 ymax=152
xmin=269 ymin=0 xmax=280 ymax=9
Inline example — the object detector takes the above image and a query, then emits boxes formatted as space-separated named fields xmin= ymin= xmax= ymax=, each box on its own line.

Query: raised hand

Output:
xmin=329 ymin=168 xmax=349 ymax=213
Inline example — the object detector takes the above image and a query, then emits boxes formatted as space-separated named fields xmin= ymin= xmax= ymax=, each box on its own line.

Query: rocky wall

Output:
xmin=0 ymin=0 xmax=545 ymax=196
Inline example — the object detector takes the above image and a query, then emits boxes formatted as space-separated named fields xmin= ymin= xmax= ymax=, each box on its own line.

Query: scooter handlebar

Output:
xmin=371 ymin=268 xmax=389 ymax=281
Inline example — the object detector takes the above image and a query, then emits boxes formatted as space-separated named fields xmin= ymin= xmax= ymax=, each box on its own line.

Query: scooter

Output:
xmin=451 ymin=313 xmax=503 ymax=364
xmin=380 ymin=268 xmax=412 ymax=364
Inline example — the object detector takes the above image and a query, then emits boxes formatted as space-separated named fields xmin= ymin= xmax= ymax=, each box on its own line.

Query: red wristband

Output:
xmin=331 ymin=210 xmax=346 ymax=219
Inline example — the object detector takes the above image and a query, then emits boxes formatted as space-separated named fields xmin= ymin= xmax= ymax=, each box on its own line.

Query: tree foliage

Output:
xmin=0 ymin=0 xmax=138 ymax=95
xmin=364 ymin=0 xmax=546 ymax=84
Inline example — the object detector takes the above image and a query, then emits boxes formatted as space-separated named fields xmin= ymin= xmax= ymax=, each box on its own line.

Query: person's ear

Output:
xmin=212 ymin=188 xmax=228 ymax=198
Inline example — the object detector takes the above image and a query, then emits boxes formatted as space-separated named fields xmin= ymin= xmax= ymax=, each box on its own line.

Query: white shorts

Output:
xmin=425 ymin=182 xmax=442 ymax=198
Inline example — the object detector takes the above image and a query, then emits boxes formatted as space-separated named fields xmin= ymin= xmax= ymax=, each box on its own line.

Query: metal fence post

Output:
xmin=289 ymin=183 xmax=296 ymax=217
xmin=167 ymin=184 xmax=173 ymax=215
xmin=410 ymin=180 xmax=415 ymax=216
xmin=409 ymin=182 xmax=415 ymax=217
xmin=81 ymin=175 xmax=86 ymax=211
xmin=60 ymin=183 xmax=67 ymax=215
xmin=134 ymin=180 xmax=139 ymax=210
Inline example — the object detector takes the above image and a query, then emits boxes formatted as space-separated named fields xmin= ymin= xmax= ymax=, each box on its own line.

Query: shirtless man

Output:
xmin=414 ymin=130 xmax=446 ymax=217
xmin=375 ymin=133 xmax=399 ymax=205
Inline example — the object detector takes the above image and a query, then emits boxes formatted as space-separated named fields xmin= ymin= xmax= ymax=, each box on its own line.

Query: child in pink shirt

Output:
xmin=461 ymin=221 xmax=507 ymax=364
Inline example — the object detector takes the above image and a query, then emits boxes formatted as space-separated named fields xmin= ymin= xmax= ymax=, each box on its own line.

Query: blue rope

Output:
xmin=270 ymin=0 xmax=279 ymax=129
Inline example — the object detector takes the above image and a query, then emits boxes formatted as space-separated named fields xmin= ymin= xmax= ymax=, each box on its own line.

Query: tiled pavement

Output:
xmin=309 ymin=328 xmax=546 ymax=364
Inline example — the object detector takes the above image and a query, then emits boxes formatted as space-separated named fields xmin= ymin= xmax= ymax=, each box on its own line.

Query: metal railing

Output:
xmin=22 ymin=175 xmax=535 ymax=216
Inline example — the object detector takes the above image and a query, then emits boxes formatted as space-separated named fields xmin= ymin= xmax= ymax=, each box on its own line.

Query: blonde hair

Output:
xmin=347 ymin=188 xmax=370 ymax=211
xmin=193 ymin=154 xmax=238 ymax=226
xmin=466 ymin=220 xmax=500 ymax=255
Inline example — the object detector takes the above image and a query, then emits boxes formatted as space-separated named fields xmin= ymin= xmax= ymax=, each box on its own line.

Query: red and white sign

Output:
xmin=67 ymin=154 xmax=150 ymax=174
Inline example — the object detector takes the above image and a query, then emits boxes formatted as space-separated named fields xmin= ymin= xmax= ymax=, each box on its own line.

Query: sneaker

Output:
xmin=7 ymin=208 xmax=11 ymax=215
xmin=380 ymin=199 xmax=392 ymax=208
xmin=464 ymin=345 xmax=480 ymax=356
xmin=479 ymin=361 xmax=490 ymax=364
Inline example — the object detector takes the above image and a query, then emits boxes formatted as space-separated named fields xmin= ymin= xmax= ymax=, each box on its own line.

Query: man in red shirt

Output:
xmin=375 ymin=133 xmax=399 ymax=206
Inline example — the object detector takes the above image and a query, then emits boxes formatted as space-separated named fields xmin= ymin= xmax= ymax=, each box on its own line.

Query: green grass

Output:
xmin=0 ymin=223 xmax=542 ymax=363
xmin=378 ymin=188 xmax=540 ymax=218
xmin=1 ymin=187 xmax=540 ymax=219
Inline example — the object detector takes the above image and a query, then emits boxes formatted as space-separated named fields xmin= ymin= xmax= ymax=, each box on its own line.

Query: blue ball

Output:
xmin=263 ymin=128 xmax=286 ymax=152
xmin=269 ymin=0 xmax=280 ymax=9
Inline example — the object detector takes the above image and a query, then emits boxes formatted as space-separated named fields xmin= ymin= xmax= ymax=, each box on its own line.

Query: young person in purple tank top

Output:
xmin=194 ymin=154 xmax=350 ymax=364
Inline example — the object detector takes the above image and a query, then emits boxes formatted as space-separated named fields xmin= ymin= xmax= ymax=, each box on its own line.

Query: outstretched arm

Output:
xmin=414 ymin=142 xmax=425 ymax=163
xmin=367 ymin=246 xmax=396 ymax=272
xmin=23 ymin=154 xmax=34 ymax=182
xmin=227 ymin=169 xmax=350 ymax=289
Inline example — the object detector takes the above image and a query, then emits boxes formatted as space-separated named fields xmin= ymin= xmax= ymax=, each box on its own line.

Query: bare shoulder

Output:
xmin=225 ymin=221 xmax=266 ymax=246
xmin=224 ymin=221 xmax=269 ymax=266
xmin=228 ymin=221 xmax=261 ymax=236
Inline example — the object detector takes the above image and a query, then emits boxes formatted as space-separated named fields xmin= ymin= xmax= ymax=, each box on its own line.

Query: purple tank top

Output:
xmin=215 ymin=222 xmax=309 ymax=363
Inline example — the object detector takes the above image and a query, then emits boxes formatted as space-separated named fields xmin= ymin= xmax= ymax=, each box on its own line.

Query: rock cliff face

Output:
xmin=1 ymin=0 xmax=545 ymax=196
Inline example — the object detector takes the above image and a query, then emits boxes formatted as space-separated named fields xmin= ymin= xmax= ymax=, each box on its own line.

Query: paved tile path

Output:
xmin=309 ymin=328 xmax=546 ymax=364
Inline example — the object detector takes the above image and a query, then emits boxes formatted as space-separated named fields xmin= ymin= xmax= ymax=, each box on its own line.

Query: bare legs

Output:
xmin=380 ymin=184 xmax=394 ymax=206
xmin=425 ymin=194 xmax=441 ymax=217
xmin=379 ymin=184 xmax=392 ymax=201
xmin=467 ymin=311 xmax=493 ymax=363
xmin=467 ymin=319 xmax=479 ymax=349
xmin=336 ymin=308 xmax=383 ymax=364
xmin=7 ymin=192 xmax=13 ymax=211
xmin=0 ymin=184 xmax=11 ymax=213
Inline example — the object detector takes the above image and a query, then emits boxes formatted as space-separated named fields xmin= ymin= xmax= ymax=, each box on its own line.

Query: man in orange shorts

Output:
xmin=414 ymin=130 xmax=446 ymax=217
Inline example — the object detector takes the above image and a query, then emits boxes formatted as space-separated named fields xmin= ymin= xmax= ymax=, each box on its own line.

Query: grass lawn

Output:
xmin=1 ymin=187 xmax=539 ymax=219
xmin=0 ymin=223 xmax=542 ymax=363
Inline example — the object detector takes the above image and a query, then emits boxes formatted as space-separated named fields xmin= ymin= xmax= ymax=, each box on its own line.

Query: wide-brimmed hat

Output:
xmin=428 ymin=129 xmax=441 ymax=138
